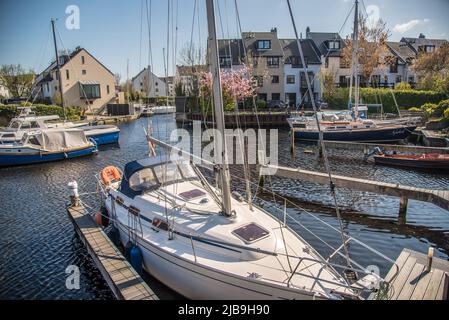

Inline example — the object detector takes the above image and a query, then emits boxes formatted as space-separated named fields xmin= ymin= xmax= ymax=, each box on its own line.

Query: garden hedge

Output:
xmin=323 ymin=88 xmax=447 ymax=113
xmin=0 ymin=104 xmax=83 ymax=125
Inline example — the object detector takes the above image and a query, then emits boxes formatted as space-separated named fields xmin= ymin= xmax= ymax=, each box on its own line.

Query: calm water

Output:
xmin=1 ymin=115 xmax=448 ymax=299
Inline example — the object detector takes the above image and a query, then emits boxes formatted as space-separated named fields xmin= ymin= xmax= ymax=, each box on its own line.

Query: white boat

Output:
xmin=95 ymin=0 xmax=388 ymax=300
xmin=140 ymin=106 xmax=154 ymax=117
xmin=151 ymin=105 xmax=176 ymax=115
xmin=0 ymin=107 xmax=88 ymax=144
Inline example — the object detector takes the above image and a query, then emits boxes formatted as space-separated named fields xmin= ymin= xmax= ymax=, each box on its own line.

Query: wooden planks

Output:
xmin=265 ymin=164 xmax=449 ymax=212
xmin=67 ymin=205 xmax=158 ymax=300
xmin=381 ymin=249 xmax=449 ymax=300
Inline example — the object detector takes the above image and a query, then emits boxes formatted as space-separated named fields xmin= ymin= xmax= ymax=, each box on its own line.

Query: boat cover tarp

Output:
xmin=36 ymin=129 xmax=89 ymax=151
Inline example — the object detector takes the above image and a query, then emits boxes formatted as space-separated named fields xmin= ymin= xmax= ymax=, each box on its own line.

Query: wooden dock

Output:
xmin=67 ymin=205 xmax=158 ymax=300
xmin=373 ymin=249 xmax=449 ymax=300
xmin=290 ymin=137 xmax=449 ymax=155
xmin=263 ymin=164 xmax=449 ymax=214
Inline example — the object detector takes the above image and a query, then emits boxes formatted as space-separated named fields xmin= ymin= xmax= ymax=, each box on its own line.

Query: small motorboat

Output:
xmin=374 ymin=152 xmax=449 ymax=170
xmin=140 ymin=106 xmax=154 ymax=117
xmin=0 ymin=129 xmax=98 ymax=167
xmin=0 ymin=107 xmax=88 ymax=144
xmin=151 ymin=105 xmax=176 ymax=115
xmin=79 ymin=125 xmax=120 ymax=145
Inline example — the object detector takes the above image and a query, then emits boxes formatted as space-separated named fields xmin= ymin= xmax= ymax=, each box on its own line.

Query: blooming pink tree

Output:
xmin=199 ymin=64 xmax=255 ymax=111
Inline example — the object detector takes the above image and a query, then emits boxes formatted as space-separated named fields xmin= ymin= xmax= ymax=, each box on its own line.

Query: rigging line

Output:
xmin=286 ymin=0 xmax=352 ymax=269
xmin=139 ymin=0 xmax=144 ymax=71
xmin=145 ymin=0 xmax=155 ymax=101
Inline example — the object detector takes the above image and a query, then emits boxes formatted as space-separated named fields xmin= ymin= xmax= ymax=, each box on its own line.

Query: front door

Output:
xmin=285 ymin=93 xmax=296 ymax=108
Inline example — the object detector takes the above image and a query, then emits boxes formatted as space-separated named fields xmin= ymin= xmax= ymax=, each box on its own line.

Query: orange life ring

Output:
xmin=101 ymin=166 xmax=121 ymax=185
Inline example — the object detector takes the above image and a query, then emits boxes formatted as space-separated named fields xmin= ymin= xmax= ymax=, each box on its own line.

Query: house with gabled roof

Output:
xmin=34 ymin=47 xmax=116 ymax=111
xmin=132 ymin=67 xmax=167 ymax=98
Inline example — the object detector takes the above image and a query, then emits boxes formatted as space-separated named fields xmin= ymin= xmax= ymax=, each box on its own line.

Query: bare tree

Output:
xmin=114 ymin=73 xmax=121 ymax=86
xmin=178 ymin=42 xmax=206 ymax=66
xmin=342 ymin=14 xmax=391 ymax=85
xmin=0 ymin=64 xmax=35 ymax=98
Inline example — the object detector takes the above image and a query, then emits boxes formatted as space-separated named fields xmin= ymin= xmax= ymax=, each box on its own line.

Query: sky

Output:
xmin=0 ymin=0 xmax=448 ymax=81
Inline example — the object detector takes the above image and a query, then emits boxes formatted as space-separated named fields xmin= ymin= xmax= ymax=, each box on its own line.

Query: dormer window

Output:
xmin=328 ymin=41 xmax=340 ymax=50
xmin=425 ymin=45 xmax=435 ymax=53
xmin=258 ymin=40 xmax=271 ymax=50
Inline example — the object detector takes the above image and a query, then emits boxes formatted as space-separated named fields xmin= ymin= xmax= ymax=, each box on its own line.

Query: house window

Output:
xmin=395 ymin=75 xmax=402 ymax=83
xmin=258 ymin=93 xmax=267 ymax=101
xmin=339 ymin=76 xmax=348 ymax=87
xmin=80 ymin=84 xmax=101 ymax=99
xmin=220 ymin=57 xmax=232 ymax=67
xmin=271 ymin=75 xmax=279 ymax=84
xmin=82 ymin=70 xmax=87 ymax=75
xmin=254 ymin=76 xmax=264 ymax=87
xmin=328 ymin=41 xmax=340 ymax=50
xmin=408 ymin=76 xmax=415 ymax=83
xmin=300 ymin=71 xmax=314 ymax=88
xmin=267 ymin=57 xmax=280 ymax=67
xmin=425 ymin=45 xmax=435 ymax=53
xmin=81 ymin=56 xmax=85 ymax=64
xmin=46 ymin=83 xmax=49 ymax=92
xmin=155 ymin=82 xmax=158 ymax=86
xmin=286 ymin=75 xmax=295 ymax=84
xmin=55 ymin=86 xmax=58 ymax=91
xmin=107 ymin=85 xmax=110 ymax=95
xmin=258 ymin=40 xmax=271 ymax=50
xmin=340 ymin=57 xmax=350 ymax=69
xmin=271 ymin=93 xmax=280 ymax=101
xmin=66 ymin=69 xmax=70 ymax=80
xmin=156 ymin=88 xmax=159 ymax=93
xmin=390 ymin=58 xmax=398 ymax=73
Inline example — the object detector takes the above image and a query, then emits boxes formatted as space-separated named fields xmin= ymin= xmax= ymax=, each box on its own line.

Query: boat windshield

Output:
xmin=9 ymin=120 xmax=21 ymax=130
xmin=153 ymin=160 xmax=197 ymax=185
xmin=129 ymin=168 xmax=158 ymax=192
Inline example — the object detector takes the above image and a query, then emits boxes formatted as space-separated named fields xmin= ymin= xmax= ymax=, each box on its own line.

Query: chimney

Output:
xmin=419 ymin=33 xmax=426 ymax=39
xmin=270 ymin=27 xmax=277 ymax=33
xmin=306 ymin=26 xmax=311 ymax=38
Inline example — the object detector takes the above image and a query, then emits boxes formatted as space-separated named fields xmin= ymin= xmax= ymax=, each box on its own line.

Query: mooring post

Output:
xmin=427 ymin=247 xmax=434 ymax=272
xmin=68 ymin=181 xmax=80 ymax=207
xmin=399 ymin=196 xmax=408 ymax=224
xmin=317 ymin=131 xmax=324 ymax=159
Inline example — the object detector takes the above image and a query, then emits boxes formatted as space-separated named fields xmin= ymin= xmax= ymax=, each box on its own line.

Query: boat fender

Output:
xmin=130 ymin=245 xmax=143 ymax=275
xmin=94 ymin=211 xmax=103 ymax=226
xmin=100 ymin=206 xmax=110 ymax=227
xmin=125 ymin=240 xmax=134 ymax=260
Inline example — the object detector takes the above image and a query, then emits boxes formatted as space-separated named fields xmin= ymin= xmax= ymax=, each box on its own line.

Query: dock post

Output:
xmin=317 ymin=132 xmax=324 ymax=159
xmin=427 ymin=247 xmax=434 ymax=272
xmin=67 ymin=181 xmax=80 ymax=207
xmin=399 ymin=196 xmax=408 ymax=224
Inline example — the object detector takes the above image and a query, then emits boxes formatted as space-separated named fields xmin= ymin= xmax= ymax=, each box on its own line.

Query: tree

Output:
xmin=114 ymin=73 xmax=121 ymax=86
xmin=178 ymin=42 xmax=206 ymax=66
xmin=412 ymin=43 xmax=449 ymax=93
xmin=319 ymin=68 xmax=337 ymax=98
xmin=342 ymin=14 xmax=391 ymax=85
xmin=0 ymin=64 xmax=35 ymax=98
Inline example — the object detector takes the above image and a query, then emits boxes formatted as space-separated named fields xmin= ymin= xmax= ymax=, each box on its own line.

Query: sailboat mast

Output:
xmin=352 ymin=0 xmax=360 ymax=117
xmin=51 ymin=19 xmax=66 ymax=118
xmin=205 ymin=0 xmax=233 ymax=217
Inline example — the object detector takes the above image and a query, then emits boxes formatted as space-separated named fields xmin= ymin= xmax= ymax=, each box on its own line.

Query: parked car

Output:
xmin=267 ymin=100 xmax=287 ymax=109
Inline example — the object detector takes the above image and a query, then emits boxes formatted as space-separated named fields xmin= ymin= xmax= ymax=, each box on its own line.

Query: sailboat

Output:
xmin=288 ymin=0 xmax=416 ymax=142
xmin=96 ymin=0 xmax=387 ymax=300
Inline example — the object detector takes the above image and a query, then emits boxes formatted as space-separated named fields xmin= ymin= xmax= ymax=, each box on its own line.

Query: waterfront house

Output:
xmin=132 ymin=67 xmax=167 ymax=98
xmin=161 ymin=76 xmax=175 ymax=97
xmin=0 ymin=82 xmax=10 ymax=100
xmin=34 ymin=47 xmax=116 ymax=111
xmin=175 ymin=65 xmax=207 ymax=96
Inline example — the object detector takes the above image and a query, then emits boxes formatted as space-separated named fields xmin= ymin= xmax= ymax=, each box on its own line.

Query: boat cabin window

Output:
xmin=154 ymin=162 xmax=183 ymax=184
xmin=129 ymin=168 xmax=158 ymax=192
xmin=9 ymin=121 xmax=21 ymax=129
xmin=27 ymin=135 xmax=41 ymax=146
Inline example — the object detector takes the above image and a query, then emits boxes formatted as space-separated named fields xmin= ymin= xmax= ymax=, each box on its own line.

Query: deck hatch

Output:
xmin=232 ymin=223 xmax=270 ymax=243
xmin=179 ymin=189 xmax=206 ymax=200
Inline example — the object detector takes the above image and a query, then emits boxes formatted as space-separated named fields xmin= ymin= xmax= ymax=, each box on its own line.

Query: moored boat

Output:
xmin=0 ymin=129 xmax=98 ymax=167
xmin=374 ymin=153 xmax=449 ymax=170
xmin=80 ymin=125 xmax=120 ymax=145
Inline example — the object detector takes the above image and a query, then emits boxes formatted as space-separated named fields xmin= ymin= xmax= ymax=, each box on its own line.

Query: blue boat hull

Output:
xmin=88 ymin=131 xmax=120 ymax=145
xmin=294 ymin=126 xmax=417 ymax=142
xmin=0 ymin=146 xmax=98 ymax=167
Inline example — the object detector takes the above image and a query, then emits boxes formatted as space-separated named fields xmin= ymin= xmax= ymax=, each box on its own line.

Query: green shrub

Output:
xmin=322 ymin=87 xmax=446 ymax=113
xmin=256 ymin=100 xmax=267 ymax=109
xmin=395 ymin=82 xmax=412 ymax=90
xmin=0 ymin=104 xmax=82 ymax=122
xmin=408 ymin=107 xmax=422 ymax=112
xmin=436 ymin=99 xmax=449 ymax=117
xmin=420 ymin=103 xmax=438 ymax=118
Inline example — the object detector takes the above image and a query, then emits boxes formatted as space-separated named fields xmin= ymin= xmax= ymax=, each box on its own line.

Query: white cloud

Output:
xmin=393 ymin=19 xmax=430 ymax=34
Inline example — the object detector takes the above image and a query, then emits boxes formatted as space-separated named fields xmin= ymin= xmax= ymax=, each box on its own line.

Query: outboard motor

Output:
xmin=364 ymin=147 xmax=383 ymax=162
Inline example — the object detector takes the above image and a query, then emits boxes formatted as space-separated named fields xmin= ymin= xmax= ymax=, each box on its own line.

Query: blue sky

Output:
xmin=0 ymin=0 xmax=448 ymax=81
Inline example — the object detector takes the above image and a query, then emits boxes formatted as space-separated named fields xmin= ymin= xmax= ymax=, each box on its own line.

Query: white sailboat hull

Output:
xmin=113 ymin=220 xmax=323 ymax=300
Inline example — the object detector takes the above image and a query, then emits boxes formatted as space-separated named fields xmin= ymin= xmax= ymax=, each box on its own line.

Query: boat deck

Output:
xmin=371 ymin=249 xmax=449 ymax=300
xmin=67 ymin=205 xmax=158 ymax=300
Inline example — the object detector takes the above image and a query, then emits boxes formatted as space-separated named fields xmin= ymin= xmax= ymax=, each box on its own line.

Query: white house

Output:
xmin=132 ymin=67 xmax=167 ymax=98
xmin=0 ymin=83 xmax=10 ymax=100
